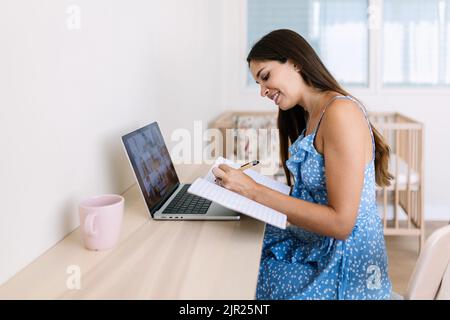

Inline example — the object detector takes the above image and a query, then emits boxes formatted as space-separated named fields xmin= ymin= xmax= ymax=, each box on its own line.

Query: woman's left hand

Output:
xmin=212 ymin=164 xmax=259 ymax=200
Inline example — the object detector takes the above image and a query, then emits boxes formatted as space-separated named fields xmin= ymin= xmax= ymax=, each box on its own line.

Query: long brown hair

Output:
xmin=247 ymin=29 xmax=392 ymax=187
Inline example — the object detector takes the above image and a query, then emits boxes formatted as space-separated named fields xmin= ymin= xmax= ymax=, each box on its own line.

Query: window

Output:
xmin=382 ymin=0 xmax=450 ymax=86
xmin=247 ymin=0 xmax=369 ymax=86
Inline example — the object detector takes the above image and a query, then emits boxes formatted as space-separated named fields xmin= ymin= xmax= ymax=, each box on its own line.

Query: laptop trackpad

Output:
xmin=208 ymin=202 xmax=239 ymax=217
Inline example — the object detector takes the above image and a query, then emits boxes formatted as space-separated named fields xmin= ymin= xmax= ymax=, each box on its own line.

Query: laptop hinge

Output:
xmin=151 ymin=182 xmax=181 ymax=213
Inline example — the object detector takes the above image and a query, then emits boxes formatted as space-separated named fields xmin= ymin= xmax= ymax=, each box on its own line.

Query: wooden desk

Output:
xmin=0 ymin=164 xmax=266 ymax=299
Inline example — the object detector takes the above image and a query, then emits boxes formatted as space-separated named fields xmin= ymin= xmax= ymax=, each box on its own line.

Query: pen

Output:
xmin=239 ymin=160 xmax=259 ymax=171
xmin=214 ymin=160 xmax=260 ymax=184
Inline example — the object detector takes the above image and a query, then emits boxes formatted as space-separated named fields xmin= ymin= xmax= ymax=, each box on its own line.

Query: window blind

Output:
xmin=247 ymin=0 xmax=369 ymax=86
xmin=383 ymin=0 xmax=450 ymax=86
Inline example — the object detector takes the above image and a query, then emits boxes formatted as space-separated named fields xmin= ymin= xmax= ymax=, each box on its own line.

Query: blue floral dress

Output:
xmin=256 ymin=96 xmax=392 ymax=300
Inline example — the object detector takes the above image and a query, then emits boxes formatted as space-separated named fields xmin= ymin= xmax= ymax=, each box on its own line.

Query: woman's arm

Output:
xmin=252 ymin=184 xmax=350 ymax=239
xmin=213 ymin=100 xmax=370 ymax=240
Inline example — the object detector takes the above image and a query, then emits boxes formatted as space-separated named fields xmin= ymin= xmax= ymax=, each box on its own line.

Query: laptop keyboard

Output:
xmin=162 ymin=184 xmax=212 ymax=215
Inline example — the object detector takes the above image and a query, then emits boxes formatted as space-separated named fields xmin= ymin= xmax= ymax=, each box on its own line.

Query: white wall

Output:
xmin=0 ymin=0 xmax=222 ymax=286
xmin=220 ymin=0 xmax=450 ymax=221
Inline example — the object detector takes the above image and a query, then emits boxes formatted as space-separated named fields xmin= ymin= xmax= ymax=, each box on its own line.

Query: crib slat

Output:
xmin=419 ymin=126 xmax=425 ymax=251
xmin=394 ymin=129 xmax=400 ymax=229
xmin=407 ymin=129 xmax=412 ymax=229
xmin=414 ymin=129 xmax=418 ymax=227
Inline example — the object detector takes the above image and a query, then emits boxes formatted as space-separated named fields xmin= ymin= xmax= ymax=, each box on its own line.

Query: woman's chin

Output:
xmin=278 ymin=102 xmax=295 ymax=111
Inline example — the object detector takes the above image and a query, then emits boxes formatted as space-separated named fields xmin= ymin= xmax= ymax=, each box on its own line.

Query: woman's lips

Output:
xmin=273 ymin=92 xmax=280 ymax=104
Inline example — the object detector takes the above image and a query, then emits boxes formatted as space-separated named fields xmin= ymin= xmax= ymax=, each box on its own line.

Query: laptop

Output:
xmin=121 ymin=122 xmax=240 ymax=221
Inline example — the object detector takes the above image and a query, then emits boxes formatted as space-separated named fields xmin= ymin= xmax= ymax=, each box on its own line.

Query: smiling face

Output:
xmin=249 ymin=59 xmax=307 ymax=110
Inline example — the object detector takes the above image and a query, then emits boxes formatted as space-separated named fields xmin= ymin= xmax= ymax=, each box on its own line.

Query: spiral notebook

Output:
xmin=187 ymin=157 xmax=289 ymax=229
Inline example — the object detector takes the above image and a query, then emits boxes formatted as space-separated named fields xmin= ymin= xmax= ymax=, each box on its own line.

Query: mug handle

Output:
xmin=84 ymin=212 xmax=98 ymax=236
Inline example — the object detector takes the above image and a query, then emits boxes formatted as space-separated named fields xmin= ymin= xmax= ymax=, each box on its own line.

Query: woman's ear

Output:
xmin=288 ymin=59 xmax=301 ymax=73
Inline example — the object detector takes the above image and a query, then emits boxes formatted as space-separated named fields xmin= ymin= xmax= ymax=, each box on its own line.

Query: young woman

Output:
xmin=212 ymin=29 xmax=393 ymax=299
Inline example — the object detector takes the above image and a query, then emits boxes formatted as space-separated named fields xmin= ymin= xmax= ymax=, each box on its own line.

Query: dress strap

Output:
xmin=314 ymin=95 xmax=376 ymax=162
xmin=313 ymin=95 xmax=347 ymax=134
xmin=347 ymin=96 xmax=376 ymax=162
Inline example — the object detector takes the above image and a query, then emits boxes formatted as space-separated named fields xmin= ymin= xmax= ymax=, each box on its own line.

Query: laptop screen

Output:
xmin=122 ymin=122 xmax=180 ymax=214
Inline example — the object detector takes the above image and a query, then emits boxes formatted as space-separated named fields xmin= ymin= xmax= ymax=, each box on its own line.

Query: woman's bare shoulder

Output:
xmin=321 ymin=98 xmax=368 ymax=137
xmin=317 ymin=98 xmax=371 ymax=155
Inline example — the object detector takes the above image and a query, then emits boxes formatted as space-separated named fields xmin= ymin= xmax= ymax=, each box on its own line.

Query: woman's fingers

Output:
xmin=212 ymin=167 xmax=226 ymax=180
xmin=218 ymin=164 xmax=233 ymax=172
xmin=213 ymin=165 xmax=237 ymax=187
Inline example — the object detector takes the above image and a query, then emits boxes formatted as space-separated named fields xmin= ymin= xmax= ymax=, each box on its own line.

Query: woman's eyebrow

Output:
xmin=256 ymin=67 xmax=265 ymax=79
xmin=255 ymin=67 xmax=265 ymax=84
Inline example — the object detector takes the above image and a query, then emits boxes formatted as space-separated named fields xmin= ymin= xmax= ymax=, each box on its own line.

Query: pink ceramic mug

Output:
xmin=78 ymin=194 xmax=124 ymax=251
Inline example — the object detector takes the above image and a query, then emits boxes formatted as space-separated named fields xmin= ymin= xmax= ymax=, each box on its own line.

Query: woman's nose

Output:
xmin=260 ymin=86 xmax=269 ymax=97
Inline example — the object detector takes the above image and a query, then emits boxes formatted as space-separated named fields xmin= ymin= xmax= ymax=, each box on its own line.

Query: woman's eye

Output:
xmin=262 ymin=73 xmax=269 ymax=81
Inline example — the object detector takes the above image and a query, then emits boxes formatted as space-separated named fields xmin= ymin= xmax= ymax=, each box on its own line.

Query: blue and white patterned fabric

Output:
xmin=256 ymin=96 xmax=392 ymax=300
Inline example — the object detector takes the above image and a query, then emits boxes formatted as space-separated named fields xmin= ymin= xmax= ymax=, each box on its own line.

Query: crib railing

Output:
xmin=369 ymin=113 xmax=425 ymax=252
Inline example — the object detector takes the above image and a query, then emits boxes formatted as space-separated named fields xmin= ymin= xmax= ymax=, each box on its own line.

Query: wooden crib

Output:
xmin=211 ymin=111 xmax=425 ymax=251
xmin=368 ymin=113 xmax=425 ymax=252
